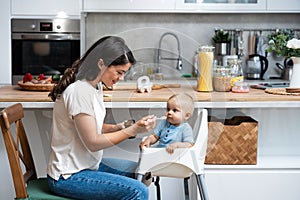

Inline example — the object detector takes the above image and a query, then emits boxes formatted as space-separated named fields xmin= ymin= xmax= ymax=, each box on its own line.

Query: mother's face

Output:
xmin=100 ymin=63 xmax=131 ymax=87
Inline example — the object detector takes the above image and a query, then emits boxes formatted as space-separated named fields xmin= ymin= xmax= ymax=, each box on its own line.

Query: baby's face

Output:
xmin=166 ymin=98 xmax=187 ymax=126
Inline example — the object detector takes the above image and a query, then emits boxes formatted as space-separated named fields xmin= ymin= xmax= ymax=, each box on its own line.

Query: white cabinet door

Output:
xmin=175 ymin=0 xmax=267 ymax=12
xmin=11 ymin=0 xmax=80 ymax=17
xmin=267 ymin=0 xmax=300 ymax=12
xmin=83 ymin=0 xmax=176 ymax=12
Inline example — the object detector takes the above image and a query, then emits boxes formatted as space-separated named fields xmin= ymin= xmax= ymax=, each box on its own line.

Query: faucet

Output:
xmin=157 ymin=32 xmax=182 ymax=73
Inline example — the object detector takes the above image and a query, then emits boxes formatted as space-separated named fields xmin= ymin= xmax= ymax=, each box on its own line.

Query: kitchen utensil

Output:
xmin=286 ymin=88 xmax=300 ymax=93
xmin=276 ymin=62 xmax=293 ymax=80
xmin=238 ymin=30 xmax=244 ymax=57
xmin=152 ymin=83 xmax=181 ymax=90
xmin=276 ymin=57 xmax=293 ymax=80
xmin=250 ymin=82 xmax=289 ymax=90
xmin=246 ymin=54 xmax=269 ymax=80
xmin=252 ymin=32 xmax=257 ymax=54
xmin=247 ymin=31 xmax=252 ymax=56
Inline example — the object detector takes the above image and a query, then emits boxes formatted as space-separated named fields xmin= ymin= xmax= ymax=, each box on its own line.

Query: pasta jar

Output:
xmin=213 ymin=66 xmax=231 ymax=92
xmin=197 ymin=46 xmax=215 ymax=92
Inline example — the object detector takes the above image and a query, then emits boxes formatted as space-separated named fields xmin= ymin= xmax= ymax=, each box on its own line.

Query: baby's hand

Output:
xmin=166 ymin=143 xmax=179 ymax=154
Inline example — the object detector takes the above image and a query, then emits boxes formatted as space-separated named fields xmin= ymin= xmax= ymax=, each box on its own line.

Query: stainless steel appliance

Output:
xmin=276 ymin=58 xmax=294 ymax=80
xmin=245 ymin=54 xmax=268 ymax=80
xmin=11 ymin=19 xmax=80 ymax=84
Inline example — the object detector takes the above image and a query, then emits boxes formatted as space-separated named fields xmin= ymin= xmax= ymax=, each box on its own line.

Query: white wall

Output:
xmin=0 ymin=0 xmax=11 ymax=84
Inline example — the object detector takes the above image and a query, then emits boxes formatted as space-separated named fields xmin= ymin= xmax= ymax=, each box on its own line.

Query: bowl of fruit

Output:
xmin=18 ymin=73 xmax=60 ymax=91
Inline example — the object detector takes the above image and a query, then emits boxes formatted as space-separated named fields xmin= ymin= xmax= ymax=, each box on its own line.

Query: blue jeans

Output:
xmin=47 ymin=158 xmax=148 ymax=200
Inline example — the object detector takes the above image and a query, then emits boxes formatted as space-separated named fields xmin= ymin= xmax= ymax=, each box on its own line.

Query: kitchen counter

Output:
xmin=1 ymin=84 xmax=300 ymax=200
xmin=1 ymin=84 xmax=300 ymax=108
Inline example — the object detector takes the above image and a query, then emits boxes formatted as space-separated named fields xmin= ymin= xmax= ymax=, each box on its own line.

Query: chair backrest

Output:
xmin=191 ymin=108 xmax=208 ymax=165
xmin=0 ymin=103 xmax=37 ymax=199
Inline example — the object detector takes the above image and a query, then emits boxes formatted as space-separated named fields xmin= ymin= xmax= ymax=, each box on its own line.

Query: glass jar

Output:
xmin=228 ymin=58 xmax=243 ymax=87
xmin=232 ymin=81 xmax=249 ymax=93
xmin=197 ymin=46 xmax=215 ymax=92
xmin=213 ymin=66 xmax=231 ymax=92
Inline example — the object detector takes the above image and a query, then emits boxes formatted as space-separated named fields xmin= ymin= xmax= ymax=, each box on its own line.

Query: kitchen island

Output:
xmin=1 ymin=83 xmax=300 ymax=200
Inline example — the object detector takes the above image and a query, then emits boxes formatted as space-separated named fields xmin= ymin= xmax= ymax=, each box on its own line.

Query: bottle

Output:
xmin=197 ymin=46 xmax=215 ymax=92
xmin=228 ymin=58 xmax=243 ymax=88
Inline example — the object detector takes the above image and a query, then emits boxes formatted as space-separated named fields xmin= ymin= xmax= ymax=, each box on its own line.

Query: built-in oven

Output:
xmin=11 ymin=18 xmax=80 ymax=84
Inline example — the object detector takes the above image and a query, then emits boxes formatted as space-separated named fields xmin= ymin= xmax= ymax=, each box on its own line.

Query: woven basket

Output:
xmin=205 ymin=116 xmax=258 ymax=165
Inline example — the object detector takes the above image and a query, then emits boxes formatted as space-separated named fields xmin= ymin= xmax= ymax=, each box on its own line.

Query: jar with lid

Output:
xmin=228 ymin=58 xmax=243 ymax=87
xmin=197 ymin=46 xmax=215 ymax=92
xmin=213 ymin=66 xmax=231 ymax=92
xmin=232 ymin=81 xmax=249 ymax=93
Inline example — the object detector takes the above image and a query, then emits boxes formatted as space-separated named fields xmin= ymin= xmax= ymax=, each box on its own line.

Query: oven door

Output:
xmin=12 ymin=33 xmax=80 ymax=84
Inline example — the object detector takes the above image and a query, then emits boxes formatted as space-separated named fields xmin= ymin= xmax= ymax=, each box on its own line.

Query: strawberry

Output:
xmin=38 ymin=73 xmax=46 ymax=81
xmin=23 ymin=73 xmax=33 ymax=83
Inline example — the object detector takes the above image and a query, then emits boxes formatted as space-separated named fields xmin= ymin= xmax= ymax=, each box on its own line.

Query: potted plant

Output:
xmin=266 ymin=29 xmax=295 ymax=58
xmin=212 ymin=29 xmax=232 ymax=44
xmin=212 ymin=29 xmax=231 ymax=56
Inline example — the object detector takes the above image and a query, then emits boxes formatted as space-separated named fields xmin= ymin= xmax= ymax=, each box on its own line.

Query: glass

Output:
xmin=145 ymin=65 xmax=154 ymax=80
xmin=197 ymin=46 xmax=215 ymax=92
xmin=12 ymin=40 xmax=80 ymax=76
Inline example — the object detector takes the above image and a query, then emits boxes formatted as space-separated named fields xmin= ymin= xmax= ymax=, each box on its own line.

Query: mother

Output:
xmin=47 ymin=36 xmax=155 ymax=200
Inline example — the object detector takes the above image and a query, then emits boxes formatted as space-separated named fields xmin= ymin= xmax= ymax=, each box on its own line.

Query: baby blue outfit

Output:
xmin=153 ymin=119 xmax=194 ymax=147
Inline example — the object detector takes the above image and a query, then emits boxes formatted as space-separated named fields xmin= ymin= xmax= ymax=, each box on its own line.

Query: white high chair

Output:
xmin=136 ymin=108 xmax=209 ymax=200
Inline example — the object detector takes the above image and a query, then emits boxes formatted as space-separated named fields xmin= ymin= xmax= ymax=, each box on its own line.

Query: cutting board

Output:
xmin=110 ymin=83 xmax=181 ymax=90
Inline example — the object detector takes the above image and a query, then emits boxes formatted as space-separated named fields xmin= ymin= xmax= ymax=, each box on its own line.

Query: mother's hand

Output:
xmin=125 ymin=115 xmax=156 ymax=136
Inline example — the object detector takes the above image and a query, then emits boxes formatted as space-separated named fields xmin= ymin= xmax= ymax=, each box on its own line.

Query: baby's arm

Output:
xmin=140 ymin=134 xmax=159 ymax=149
xmin=166 ymin=142 xmax=193 ymax=154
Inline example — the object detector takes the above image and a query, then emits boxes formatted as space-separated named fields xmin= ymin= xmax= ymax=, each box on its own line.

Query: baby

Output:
xmin=140 ymin=93 xmax=195 ymax=154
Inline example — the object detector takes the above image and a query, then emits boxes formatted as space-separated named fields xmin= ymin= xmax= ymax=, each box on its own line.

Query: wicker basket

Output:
xmin=205 ymin=116 xmax=258 ymax=165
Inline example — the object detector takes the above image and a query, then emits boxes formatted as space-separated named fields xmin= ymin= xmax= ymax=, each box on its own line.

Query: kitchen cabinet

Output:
xmin=11 ymin=0 xmax=80 ymax=18
xmin=82 ymin=0 xmax=300 ymax=13
xmin=267 ymin=0 xmax=300 ymax=12
xmin=82 ymin=0 xmax=176 ymax=12
xmin=175 ymin=0 xmax=267 ymax=12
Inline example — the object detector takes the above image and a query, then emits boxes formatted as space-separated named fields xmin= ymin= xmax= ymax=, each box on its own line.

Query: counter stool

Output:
xmin=0 ymin=103 xmax=72 ymax=199
xmin=136 ymin=108 xmax=209 ymax=200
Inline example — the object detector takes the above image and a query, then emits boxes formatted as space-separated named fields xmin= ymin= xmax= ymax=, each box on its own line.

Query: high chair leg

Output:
xmin=154 ymin=176 xmax=161 ymax=200
xmin=196 ymin=174 xmax=209 ymax=200
xmin=184 ymin=177 xmax=190 ymax=200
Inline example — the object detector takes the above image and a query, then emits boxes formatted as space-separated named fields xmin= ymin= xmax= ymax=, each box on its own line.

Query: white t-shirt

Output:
xmin=47 ymin=80 xmax=106 ymax=180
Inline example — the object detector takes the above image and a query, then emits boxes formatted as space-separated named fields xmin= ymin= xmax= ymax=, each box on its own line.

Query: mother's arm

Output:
xmin=74 ymin=113 xmax=155 ymax=152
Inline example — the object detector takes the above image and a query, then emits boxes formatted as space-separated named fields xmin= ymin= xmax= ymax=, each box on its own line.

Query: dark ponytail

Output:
xmin=48 ymin=59 xmax=80 ymax=101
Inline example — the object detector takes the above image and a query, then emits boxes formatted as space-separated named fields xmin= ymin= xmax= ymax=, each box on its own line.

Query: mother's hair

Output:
xmin=49 ymin=36 xmax=135 ymax=101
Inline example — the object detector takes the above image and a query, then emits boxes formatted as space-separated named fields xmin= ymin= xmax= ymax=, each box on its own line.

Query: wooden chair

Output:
xmin=136 ymin=108 xmax=209 ymax=200
xmin=0 ymin=103 xmax=71 ymax=199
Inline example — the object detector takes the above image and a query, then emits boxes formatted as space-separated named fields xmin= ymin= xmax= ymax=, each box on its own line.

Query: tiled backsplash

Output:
xmin=85 ymin=13 xmax=300 ymax=79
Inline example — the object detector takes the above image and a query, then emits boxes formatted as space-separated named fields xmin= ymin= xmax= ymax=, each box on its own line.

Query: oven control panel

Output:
xmin=12 ymin=19 xmax=80 ymax=33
